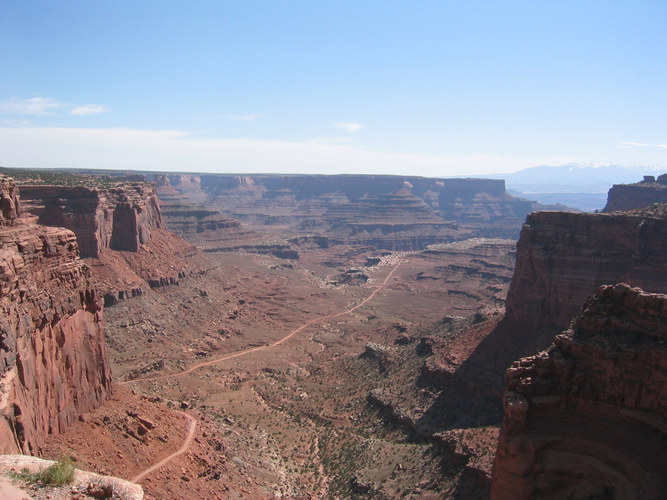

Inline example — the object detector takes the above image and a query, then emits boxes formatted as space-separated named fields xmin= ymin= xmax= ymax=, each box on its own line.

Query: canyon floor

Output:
xmin=42 ymin=231 xmax=516 ymax=499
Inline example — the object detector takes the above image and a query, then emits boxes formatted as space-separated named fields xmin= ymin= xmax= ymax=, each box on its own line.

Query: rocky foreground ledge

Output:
xmin=491 ymin=283 xmax=667 ymax=499
xmin=0 ymin=455 xmax=143 ymax=499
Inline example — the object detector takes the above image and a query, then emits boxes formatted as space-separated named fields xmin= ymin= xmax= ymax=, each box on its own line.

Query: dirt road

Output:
xmin=124 ymin=257 xmax=404 ymax=484
xmin=131 ymin=411 xmax=197 ymax=483
xmin=121 ymin=256 xmax=404 ymax=384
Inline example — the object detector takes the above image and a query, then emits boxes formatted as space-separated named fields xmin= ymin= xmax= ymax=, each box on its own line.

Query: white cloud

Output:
xmin=0 ymin=97 xmax=64 ymax=115
xmin=617 ymin=141 xmax=667 ymax=149
xmin=334 ymin=122 xmax=364 ymax=133
xmin=0 ymin=126 xmax=577 ymax=177
xmin=220 ymin=113 xmax=265 ymax=122
xmin=1 ymin=97 xmax=110 ymax=117
xmin=70 ymin=104 xmax=110 ymax=116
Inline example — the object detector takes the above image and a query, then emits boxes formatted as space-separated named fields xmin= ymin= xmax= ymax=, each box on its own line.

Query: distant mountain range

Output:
xmin=469 ymin=164 xmax=663 ymax=211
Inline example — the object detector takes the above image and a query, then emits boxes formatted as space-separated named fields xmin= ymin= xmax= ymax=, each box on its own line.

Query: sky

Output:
xmin=1 ymin=1 xmax=666 ymax=177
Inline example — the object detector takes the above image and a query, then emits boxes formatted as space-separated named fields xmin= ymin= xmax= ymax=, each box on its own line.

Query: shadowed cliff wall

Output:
xmin=505 ymin=208 xmax=667 ymax=335
xmin=491 ymin=284 xmax=667 ymax=499
xmin=454 ymin=205 xmax=667 ymax=403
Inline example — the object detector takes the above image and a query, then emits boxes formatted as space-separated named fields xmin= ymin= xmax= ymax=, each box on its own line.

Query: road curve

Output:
xmin=123 ymin=257 xmax=403 ymax=485
xmin=131 ymin=411 xmax=197 ymax=483
xmin=120 ymin=256 xmax=404 ymax=385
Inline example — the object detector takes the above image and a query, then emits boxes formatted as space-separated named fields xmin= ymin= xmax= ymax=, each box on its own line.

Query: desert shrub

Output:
xmin=13 ymin=456 xmax=76 ymax=487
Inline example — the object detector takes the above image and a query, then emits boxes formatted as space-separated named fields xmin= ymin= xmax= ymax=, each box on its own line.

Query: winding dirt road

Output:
xmin=125 ymin=256 xmax=404 ymax=483
xmin=130 ymin=411 xmax=197 ymax=483
xmin=120 ymin=256 xmax=404 ymax=385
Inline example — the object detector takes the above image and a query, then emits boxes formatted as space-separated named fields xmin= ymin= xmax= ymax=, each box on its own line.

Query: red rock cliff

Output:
xmin=457 ymin=205 xmax=667 ymax=398
xmin=491 ymin=284 xmax=667 ymax=499
xmin=0 ymin=175 xmax=20 ymax=225
xmin=603 ymin=173 xmax=667 ymax=212
xmin=0 ymin=178 xmax=111 ymax=455
xmin=19 ymin=183 xmax=163 ymax=257
xmin=505 ymin=207 xmax=667 ymax=335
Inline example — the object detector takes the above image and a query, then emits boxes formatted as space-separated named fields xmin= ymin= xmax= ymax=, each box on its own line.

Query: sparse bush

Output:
xmin=13 ymin=456 xmax=76 ymax=487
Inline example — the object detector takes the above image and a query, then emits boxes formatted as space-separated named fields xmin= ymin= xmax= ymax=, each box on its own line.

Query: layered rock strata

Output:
xmin=159 ymin=173 xmax=544 ymax=241
xmin=155 ymin=175 xmax=241 ymax=238
xmin=505 ymin=206 xmax=667 ymax=336
xmin=0 ymin=178 xmax=111 ymax=454
xmin=447 ymin=204 xmax=667 ymax=401
xmin=603 ymin=173 xmax=667 ymax=212
xmin=19 ymin=183 xmax=163 ymax=257
xmin=491 ymin=284 xmax=667 ymax=499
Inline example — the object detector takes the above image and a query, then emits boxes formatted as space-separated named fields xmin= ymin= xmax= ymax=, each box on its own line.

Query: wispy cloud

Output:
xmin=1 ymin=97 xmax=110 ymax=117
xmin=617 ymin=141 xmax=667 ymax=149
xmin=309 ymin=136 xmax=355 ymax=145
xmin=70 ymin=104 xmax=110 ymax=116
xmin=2 ymin=119 xmax=30 ymax=126
xmin=0 ymin=97 xmax=64 ymax=115
xmin=220 ymin=113 xmax=265 ymax=122
xmin=334 ymin=122 xmax=364 ymax=133
xmin=0 ymin=125 xmax=576 ymax=177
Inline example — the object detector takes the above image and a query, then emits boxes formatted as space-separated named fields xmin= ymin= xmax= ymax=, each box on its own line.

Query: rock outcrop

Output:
xmin=0 ymin=178 xmax=111 ymax=455
xmin=17 ymin=180 xmax=192 ymax=306
xmin=603 ymin=173 xmax=667 ymax=212
xmin=491 ymin=284 xmax=667 ymax=499
xmin=19 ymin=183 xmax=163 ymax=257
xmin=0 ymin=175 xmax=20 ymax=225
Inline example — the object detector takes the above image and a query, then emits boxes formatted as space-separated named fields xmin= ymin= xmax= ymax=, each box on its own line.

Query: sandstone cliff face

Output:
xmin=0 ymin=175 xmax=20 ymax=225
xmin=491 ymin=284 xmax=667 ymax=499
xmin=19 ymin=183 xmax=163 ymax=257
xmin=18 ymin=181 xmax=201 ymax=306
xmin=603 ymin=174 xmax=667 ymax=212
xmin=450 ymin=205 xmax=667 ymax=409
xmin=0 ymin=179 xmax=111 ymax=454
xmin=505 ymin=207 xmax=667 ymax=336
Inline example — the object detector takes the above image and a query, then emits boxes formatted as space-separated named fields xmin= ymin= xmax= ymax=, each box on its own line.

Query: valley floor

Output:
xmin=43 ymin=239 xmax=515 ymax=499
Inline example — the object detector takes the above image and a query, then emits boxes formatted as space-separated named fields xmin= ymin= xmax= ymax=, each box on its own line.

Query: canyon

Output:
xmin=155 ymin=173 xmax=554 ymax=245
xmin=0 ymin=169 xmax=665 ymax=498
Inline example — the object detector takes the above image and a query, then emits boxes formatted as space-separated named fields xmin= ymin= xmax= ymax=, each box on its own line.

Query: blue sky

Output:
xmin=1 ymin=1 xmax=665 ymax=176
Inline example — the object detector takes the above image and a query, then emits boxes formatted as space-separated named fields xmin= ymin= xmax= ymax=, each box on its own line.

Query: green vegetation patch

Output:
xmin=12 ymin=456 xmax=76 ymax=487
